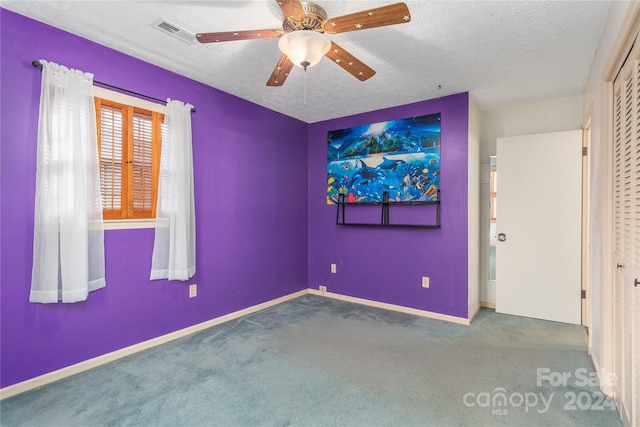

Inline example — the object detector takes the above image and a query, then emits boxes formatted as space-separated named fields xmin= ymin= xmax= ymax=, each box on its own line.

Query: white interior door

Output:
xmin=495 ymin=130 xmax=582 ymax=324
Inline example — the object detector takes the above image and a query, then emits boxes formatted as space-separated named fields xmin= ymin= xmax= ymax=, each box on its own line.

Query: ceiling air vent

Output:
xmin=151 ymin=18 xmax=195 ymax=45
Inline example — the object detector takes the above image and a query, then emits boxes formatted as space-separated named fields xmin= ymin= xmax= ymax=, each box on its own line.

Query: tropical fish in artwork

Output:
xmin=425 ymin=184 xmax=438 ymax=197
xmin=402 ymin=174 xmax=412 ymax=187
xmin=382 ymin=181 xmax=398 ymax=191
xmin=416 ymin=177 xmax=431 ymax=190
xmin=378 ymin=157 xmax=405 ymax=170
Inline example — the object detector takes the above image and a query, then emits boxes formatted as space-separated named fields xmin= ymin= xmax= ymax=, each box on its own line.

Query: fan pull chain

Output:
xmin=303 ymin=67 xmax=308 ymax=106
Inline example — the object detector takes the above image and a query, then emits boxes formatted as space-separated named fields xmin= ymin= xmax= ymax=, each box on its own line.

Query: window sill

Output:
xmin=104 ymin=219 xmax=156 ymax=230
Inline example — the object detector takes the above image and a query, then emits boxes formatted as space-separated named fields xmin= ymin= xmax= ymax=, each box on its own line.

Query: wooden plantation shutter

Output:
xmin=95 ymin=98 xmax=163 ymax=219
xmin=97 ymin=99 xmax=126 ymax=219
xmin=131 ymin=109 xmax=161 ymax=218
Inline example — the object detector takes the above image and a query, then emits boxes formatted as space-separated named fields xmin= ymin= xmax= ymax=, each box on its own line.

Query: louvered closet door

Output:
xmin=612 ymin=37 xmax=640 ymax=427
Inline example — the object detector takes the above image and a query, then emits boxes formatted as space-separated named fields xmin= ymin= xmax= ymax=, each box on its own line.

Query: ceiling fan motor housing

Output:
xmin=282 ymin=2 xmax=327 ymax=33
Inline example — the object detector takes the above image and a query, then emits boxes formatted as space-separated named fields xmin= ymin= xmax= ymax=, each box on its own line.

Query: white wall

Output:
xmin=581 ymin=0 xmax=633 ymax=385
xmin=478 ymin=95 xmax=584 ymax=304
xmin=468 ymin=96 xmax=481 ymax=318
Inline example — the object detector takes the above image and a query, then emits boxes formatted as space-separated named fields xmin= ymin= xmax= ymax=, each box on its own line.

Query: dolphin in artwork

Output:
xmin=378 ymin=157 xmax=405 ymax=170
xmin=351 ymin=160 xmax=383 ymax=186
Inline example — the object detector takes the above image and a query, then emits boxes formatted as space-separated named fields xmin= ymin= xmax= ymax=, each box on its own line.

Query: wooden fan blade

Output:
xmin=325 ymin=42 xmax=376 ymax=81
xmin=267 ymin=55 xmax=295 ymax=86
xmin=276 ymin=0 xmax=306 ymax=22
xmin=322 ymin=3 xmax=411 ymax=34
xmin=196 ymin=29 xmax=283 ymax=43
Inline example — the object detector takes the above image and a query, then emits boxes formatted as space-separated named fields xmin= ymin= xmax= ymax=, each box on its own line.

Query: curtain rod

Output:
xmin=32 ymin=60 xmax=196 ymax=113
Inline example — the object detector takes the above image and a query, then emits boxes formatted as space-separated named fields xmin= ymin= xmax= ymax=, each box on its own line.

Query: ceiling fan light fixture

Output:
xmin=278 ymin=30 xmax=331 ymax=70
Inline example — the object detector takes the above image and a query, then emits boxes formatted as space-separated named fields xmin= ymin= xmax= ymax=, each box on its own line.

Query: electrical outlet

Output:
xmin=422 ymin=277 xmax=430 ymax=288
xmin=319 ymin=285 xmax=327 ymax=294
xmin=189 ymin=284 xmax=197 ymax=298
xmin=331 ymin=263 xmax=337 ymax=273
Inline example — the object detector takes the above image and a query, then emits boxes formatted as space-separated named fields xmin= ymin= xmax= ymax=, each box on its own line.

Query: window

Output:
xmin=95 ymin=96 xmax=164 ymax=220
xmin=489 ymin=168 xmax=497 ymax=221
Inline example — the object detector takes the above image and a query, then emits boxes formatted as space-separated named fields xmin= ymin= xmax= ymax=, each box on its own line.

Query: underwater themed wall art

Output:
xmin=327 ymin=113 xmax=441 ymax=204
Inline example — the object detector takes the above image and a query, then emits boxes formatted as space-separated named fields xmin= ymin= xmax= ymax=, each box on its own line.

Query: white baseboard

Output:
xmin=0 ymin=289 xmax=308 ymax=400
xmin=480 ymin=301 xmax=496 ymax=309
xmin=589 ymin=349 xmax=615 ymax=397
xmin=308 ymin=288 xmax=471 ymax=325
xmin=468 ymin=303 xmax=481 ymax=322
xmin=2 ymin=287 xmax=473 ymax=399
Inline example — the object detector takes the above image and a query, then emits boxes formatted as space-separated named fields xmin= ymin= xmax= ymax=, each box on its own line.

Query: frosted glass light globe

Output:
xmin=278 ymin=30 xmax=331 ymax=69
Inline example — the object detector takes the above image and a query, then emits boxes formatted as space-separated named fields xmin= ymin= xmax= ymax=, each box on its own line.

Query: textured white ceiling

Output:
xmin=2 ymin=0 xmax=610 ymax=123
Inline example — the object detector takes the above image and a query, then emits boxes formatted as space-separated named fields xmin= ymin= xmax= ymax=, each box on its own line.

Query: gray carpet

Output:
xmin=0 ymin=295 xmax=622 ymax=426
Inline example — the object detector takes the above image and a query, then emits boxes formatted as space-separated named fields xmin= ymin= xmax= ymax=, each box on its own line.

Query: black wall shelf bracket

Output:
xmin=336 ymin=191 xmax=441 ymax=229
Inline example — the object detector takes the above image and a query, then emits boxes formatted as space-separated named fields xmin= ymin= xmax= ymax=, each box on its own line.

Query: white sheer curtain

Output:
xmin=150 ymin=99 xmax=196 ymax=281
xmin=30 ymin=60 xmax=106 ymax=303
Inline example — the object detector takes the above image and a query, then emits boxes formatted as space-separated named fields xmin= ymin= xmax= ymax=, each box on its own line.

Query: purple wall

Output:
xmin=0 ymin=9 xmax=308 ymax=388
xmin=308 ymin=93 xmax=470 ymax=318
xmin=1 ymin=8 xmax=472 ymax=389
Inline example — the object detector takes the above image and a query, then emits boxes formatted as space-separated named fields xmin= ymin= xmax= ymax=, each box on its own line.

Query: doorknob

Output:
xmin=635 ymin=278 xmax=639 ymax=287
xmin=617 ymin=263 xmax=624 ymax=270
xmin=498 ymin=233 xmax=506 ymax=242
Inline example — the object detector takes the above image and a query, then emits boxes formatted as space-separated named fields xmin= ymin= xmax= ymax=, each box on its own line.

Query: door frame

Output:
xmin=582 ymin=113 xmax=592 ymax=334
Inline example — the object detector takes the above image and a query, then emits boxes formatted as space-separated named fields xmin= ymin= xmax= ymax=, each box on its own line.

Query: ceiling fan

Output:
xmin=195 ymin=1 xmax=411 ymax=86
